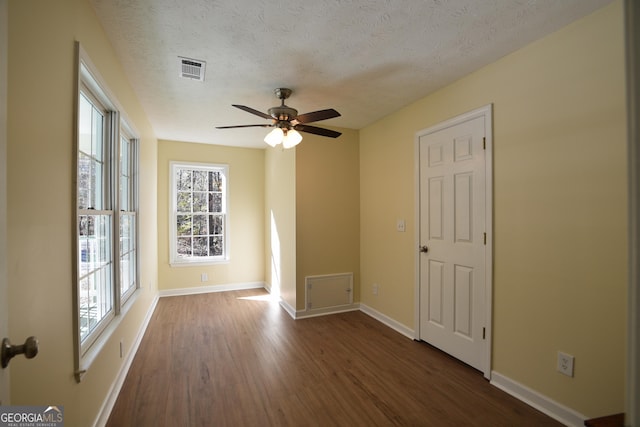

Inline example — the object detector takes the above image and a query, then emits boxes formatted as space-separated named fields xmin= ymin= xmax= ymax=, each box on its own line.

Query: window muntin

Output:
xmin=171 ymin=163 xmax=228 ymax=264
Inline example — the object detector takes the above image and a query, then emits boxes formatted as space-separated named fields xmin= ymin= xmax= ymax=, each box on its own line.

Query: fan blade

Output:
xmin=232 ymin=104 xmax=273 ymax=120
xmin=294 ymin=124 xmax=342 ymax=138
xmin=295 ymin=108 xmax=341 ymax=124
xmin=216 ymin=124 xmax=272 ymax=129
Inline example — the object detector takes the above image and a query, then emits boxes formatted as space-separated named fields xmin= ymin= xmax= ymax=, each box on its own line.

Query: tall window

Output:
xmin=170 ymin=162 xmax=228 ymax=265
xmin=75 ymin=45 xmax=139 ymax=376
xmin=77 ymin=91 xmax=113 ymax=344
xmin=119 ymin=133 xmax=137 ymax=300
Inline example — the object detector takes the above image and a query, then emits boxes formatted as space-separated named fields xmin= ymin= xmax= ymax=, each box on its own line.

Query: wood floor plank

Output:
xmin=106 ymin=289 xmax=564 ymax=426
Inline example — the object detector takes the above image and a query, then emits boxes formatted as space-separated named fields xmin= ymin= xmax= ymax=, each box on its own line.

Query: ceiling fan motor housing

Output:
xmin=268 ymin=106 xmax=298 ymax=122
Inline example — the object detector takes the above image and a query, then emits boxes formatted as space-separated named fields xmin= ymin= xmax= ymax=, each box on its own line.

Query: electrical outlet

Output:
xmin=557 ymin=351 xmax=574 ymax=377
xmin=372 ymin=283 xmax=379 ymax=295
xmin=396 ymin=219 xmax=406 ymax=232
xmin=201 ymin=273 xmax=208 ymax=282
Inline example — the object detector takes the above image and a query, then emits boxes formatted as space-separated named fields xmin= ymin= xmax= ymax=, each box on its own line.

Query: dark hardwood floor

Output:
xmin=106 ymin=289 xmax=563 ymax=426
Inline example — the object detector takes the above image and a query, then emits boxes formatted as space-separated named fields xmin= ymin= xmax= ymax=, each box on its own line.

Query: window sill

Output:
xmin=169 ymin=258 xmax=230 ymax=268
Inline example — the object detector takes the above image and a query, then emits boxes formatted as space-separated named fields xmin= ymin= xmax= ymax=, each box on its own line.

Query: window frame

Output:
xmin=73 ymin=42 xmax=140 ymax=382
xmin=169 ymin=161 xmax=230 ymax=266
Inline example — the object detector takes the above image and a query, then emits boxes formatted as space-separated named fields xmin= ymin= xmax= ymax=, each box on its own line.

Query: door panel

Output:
xmin=418 ymin=113 xmax=487 ymax=373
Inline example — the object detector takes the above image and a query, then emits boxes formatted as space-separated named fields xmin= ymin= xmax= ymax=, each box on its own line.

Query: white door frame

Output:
xmin=414 ymin=104 xmax=493 ymax=379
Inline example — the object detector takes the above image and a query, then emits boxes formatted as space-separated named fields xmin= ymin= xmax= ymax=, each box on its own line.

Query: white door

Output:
xmin=417 ymin=106 xmax=492 ymax=377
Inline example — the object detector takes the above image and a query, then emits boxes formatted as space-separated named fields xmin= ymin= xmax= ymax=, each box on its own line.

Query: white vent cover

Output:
xmin=179 ymin=57 xmax=206 ymax=81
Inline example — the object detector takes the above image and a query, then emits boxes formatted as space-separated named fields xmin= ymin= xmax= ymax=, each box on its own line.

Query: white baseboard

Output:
xmin=279 ymin=299 xmax=297 ymax=319
xmin=490 ymin=371 xmax=586 ymax=427
xmin=93 ymin=294 xmax=159 ymax=427
xmin=359 ymin=303 xmax=415 ymax=340
xmin=159 ymin=281 xmax=265 ymax=297
xmin=295 ymin=303 xmax=360 ymax=319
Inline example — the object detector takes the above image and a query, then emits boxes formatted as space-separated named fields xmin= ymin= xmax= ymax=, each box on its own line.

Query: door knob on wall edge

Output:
xmin=1 ymin=336 xmax=39 ymax=368
xmin=419 ymin=245 xmax=429 ymax=253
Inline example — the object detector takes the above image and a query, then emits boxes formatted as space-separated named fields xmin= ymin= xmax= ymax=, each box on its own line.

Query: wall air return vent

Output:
xmin=179 ymin=57 xmax=206 ymax=82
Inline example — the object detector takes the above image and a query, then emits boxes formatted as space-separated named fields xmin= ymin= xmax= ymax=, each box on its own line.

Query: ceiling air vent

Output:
xmin=179 ymin=57 xmax=206 ymax=82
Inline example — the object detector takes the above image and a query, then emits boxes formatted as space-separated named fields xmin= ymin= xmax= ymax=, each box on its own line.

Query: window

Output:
xmin=77 ymin=89 xmax=114 ymax=345
xmin=119 ymin=132 xmax=138 ymax=300
xmin=74 ymin=44 xmax=139 ymax=379
xmin=170 ymin=162 xmax=228 ymax=265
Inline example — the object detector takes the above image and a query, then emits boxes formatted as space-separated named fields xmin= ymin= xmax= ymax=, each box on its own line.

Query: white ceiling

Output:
xmin=90 ymin=0 xmax=614 ymax=149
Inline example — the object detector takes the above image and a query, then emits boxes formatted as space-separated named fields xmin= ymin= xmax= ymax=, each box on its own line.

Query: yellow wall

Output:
xmin=0 ymin=0 xmax=8 ymax=406
xmin=296 ymin=129 xmax=360 ymax=309
xmin=7 ymin=0 xmax=158 ymax=425
xmin=157 ymin=140 xmax=265 ymax=291
xmin=360 ymin=1 xmax=626 ymax=417
xmin=265 ymin=147 xmax=297 ymax=309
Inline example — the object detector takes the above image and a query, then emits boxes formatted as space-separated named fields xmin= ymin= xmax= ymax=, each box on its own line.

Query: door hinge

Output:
xmin=482 ymin=327 xmax=486 ymax=339
xmin=483 ymin=232 xmax=487 ymax=245
xmin=483 ymin=137 xmax=486 ymax=150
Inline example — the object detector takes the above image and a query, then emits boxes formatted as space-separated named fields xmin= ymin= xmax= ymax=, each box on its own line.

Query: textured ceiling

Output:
xmin=90 ymin=0 xmax=614 ymax=148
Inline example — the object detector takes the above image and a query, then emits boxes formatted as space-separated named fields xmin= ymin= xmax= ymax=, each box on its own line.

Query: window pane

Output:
xmin=120 ymin=137 xmax=131 ymax=211
xmin=209 ymin=171 xmax=222 ymax=191
xmin=176 ymin=169 xmax=192 ymax=191
xmin=177 ymin=237 xmax=192 ymax=256
xmin=120 ymin=214 xmax=131 ymax=253
xmin=209 ymin=193 xmax=222 ymax=213
xmin=193 ymin=215 xmax=207 ymax=235
xmin=177 ymin=192 xmax=192 ymax=213
xmin=78 ymin=154 xmax=92 ymax=210
xmin=120 ymin=137 xmax=129 ymax=173
xmin=92 ymin=107 xmax=103 ymax=163
xmin=79 ymin=276 xmax=90 ymax=341
xmin=120 ymin=176 xmax=130 ymax=212
xmin=120 ymin=249 xmax=135 ymax=296
xmin=78 ymin=93 xmax=105 ymax=210
xmin=209 ymin=215 xmax=223 ymax=235
xmin=193 ymin=170 xmax=208 ymax=191
xmin=193 ymin=237 xmax=208 ymax=256
xmin=193 ymin=192 xmax=208 ymax=213
xmin=210 ymin=236 xmax=223 ymax=256
xmin=79 ymin=95 xmax=93 ymax=155
xmin=177 ymin=215 xmax=192 ymax=236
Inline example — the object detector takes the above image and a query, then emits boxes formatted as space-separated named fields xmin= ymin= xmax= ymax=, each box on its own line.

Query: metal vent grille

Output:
xmin=179 ymin=57 xmax=206 ymax=81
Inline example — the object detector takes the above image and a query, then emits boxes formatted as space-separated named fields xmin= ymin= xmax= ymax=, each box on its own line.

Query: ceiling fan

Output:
xmin=216 ymin=88 xmax=341 ymax=148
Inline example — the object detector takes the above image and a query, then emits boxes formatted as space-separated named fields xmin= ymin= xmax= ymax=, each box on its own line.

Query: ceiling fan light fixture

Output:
xmin=264 ymin=127 xmax=284 ymax=147
xmin=282 ymin=129 xmax=302 ymax=149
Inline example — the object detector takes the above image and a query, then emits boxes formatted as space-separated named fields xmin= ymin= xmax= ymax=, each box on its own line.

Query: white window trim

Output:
xmin=73 ymin=42 xmax=140 ymax=382
xmin=169 ymin=161 xmax=230 ymax=266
